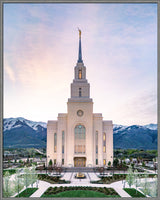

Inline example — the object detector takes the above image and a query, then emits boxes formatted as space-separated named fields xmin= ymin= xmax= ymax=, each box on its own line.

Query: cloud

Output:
xmin=4 ymin=58 xmax=16 ymax=83
xmin=3 ymin=4 xmax=157 ymax=124
xmin=124 ymin=90 xmax=157 ymax=124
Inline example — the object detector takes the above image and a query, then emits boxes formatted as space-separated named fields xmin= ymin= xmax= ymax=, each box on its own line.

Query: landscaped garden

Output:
xmin=15 ymin=188 xmax=38 ymax=197
xmin=38 ymin=174 xmax=70 ymax=184
xmin=41 ymin=186 xmax=120 ymax=198
xmin=3 ymin=169 xmax=16 ymax=175
xmin=3 ymin=165 xmax=38 ymax=197
xmin=91 ymin=174 xmax=126 ymax=184
xmin=91 ymin=173 xmax=156 ymax=184
xmin=124 ymin=188 xmax=145 ymax=197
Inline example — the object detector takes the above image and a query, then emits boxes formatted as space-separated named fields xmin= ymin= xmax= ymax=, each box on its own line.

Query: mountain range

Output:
xmin=3 ymin=117 xmax=157 ymax=150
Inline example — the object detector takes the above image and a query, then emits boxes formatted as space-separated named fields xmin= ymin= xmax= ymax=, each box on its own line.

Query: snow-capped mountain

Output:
xmin=113 ymin=124 xmax=157 ymax=150
xmin=3 ymin=117 xmax=47 ymax=148
xmin=113 ymin=124 xmax=127 ymax=134
xmin=143 ymin=123 xmax=157 ymax=130
xmin=3 ymin=117 xmax=47 ymax=132
xmin=3 ymin=117 xmax=157 ymax=149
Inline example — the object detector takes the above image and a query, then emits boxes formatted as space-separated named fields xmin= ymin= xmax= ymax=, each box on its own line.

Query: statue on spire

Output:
xmin=78 ymin=28 xmax=81 ymax=37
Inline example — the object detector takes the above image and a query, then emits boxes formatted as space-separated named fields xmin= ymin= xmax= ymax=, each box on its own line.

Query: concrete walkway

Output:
xmin=30 ymin=180 xmax=131 ymax=197
xmin=30 ymin=172 xmax=131 ymax=197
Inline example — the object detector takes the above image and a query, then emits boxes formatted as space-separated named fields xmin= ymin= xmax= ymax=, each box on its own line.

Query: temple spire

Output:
xmin=78 ymin=28 xmax=83 ymax=63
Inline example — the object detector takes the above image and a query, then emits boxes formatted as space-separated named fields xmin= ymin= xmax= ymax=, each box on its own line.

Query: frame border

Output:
xmin=0 ymin=0 xmax=159 ymax=200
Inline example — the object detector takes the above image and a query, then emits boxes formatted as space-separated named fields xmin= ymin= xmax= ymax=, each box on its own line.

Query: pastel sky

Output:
xmin=4 ymin=3 xmax=157 ymax=125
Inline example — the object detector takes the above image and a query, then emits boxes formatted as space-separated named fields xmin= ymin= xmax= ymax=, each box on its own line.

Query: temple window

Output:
xmin=79 ymin=88 xmax=82 ymax=97
xmin=74 ymin=125 xmax=86 ymax=154
xmin=54 ymin=133 xmax=57 ymax=153
xmin=103 ymin=133 xmax=106 ymax=153
xmin=62 ymin=131 xmax=64 ymax=154
xmin=96 ymin=131 xmax=98 ymax=154
xmin=78 ymin=69 xmax=82 ymax=79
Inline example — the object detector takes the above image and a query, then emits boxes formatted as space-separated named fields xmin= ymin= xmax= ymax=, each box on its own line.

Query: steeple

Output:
xmin=78 ymin=28 xmax=83 ymax=63
xmin=68 ymin=29 xmax=92 ymax=103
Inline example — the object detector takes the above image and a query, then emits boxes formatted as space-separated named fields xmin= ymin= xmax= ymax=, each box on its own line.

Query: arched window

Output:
xmin=54 ymin=133 xmax=57 ymax=153
xmin=74 ymin=125 xmax=85 ymax=154
xmin=79 ymin=88 xmax=82 ymax=97
xmin=78 ymin=69 xmax=82 ymax=79
xmin=103 ymin=133 xmax=106 ymax=153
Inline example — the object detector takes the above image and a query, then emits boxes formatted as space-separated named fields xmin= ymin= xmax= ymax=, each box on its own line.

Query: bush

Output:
xmin=38 ymin=174 xmax=69 ymax=184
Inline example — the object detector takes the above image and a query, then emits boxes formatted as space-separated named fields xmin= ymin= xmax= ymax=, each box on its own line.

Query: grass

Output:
xmin=15 ymin=188 xmax=38 ymax=197
xmin=124 ymin=188 xmax=145 ymax=197
xmin=3 ymin=169 xmax=16 ymax=175
xmin=41 ymin=186 xmax=120 ymax=198
xmin=41 ymin=190 xmax=120 ymax=198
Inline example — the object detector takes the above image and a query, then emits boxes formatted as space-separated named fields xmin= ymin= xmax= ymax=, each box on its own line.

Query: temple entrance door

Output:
xmin=74 ymin=157 xmax=86 ymax=167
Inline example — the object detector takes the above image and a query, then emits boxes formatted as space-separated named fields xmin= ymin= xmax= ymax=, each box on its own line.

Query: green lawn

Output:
xmin=41 ymin=187 xmax=120 ymax=198
xmin=3 ymin=169 xmax=16 ymax=175
xmin=15 ymin=188 xmax=38 ymax=197
xmin=124 ymin=188 xmax=145 ymax=197
xmin=41 ymin=190 xmax=120 ymax=198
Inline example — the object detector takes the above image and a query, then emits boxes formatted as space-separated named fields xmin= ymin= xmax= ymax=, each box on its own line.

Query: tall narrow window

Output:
xmin=78 ymin=69 xmax=82 ymax=79
xmin=74 ymin=125 xmax=86 ymax=154
xmin=96 ymin=131 xmax=98 ymax=154
xmin=103 ymin=133 xmax=106 ymax=153
xmin=54 ymin=133 xmax=57 ymax=153
xmin=103 ymin=159 xmax=106 ymax=166
xmin=79 ymin=88 xmax=82 ymax=97
xmin=96 ymin=159 xmax=98 ymax=165
xmin=62 ymin=131 xmax=64 ymax=154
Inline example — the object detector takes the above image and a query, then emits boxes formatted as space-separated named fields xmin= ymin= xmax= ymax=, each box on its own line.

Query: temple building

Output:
xmin=47 ymin=30 xmax=113 ymax=167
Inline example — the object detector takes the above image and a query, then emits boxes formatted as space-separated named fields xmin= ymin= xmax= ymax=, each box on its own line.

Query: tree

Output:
xmin=30 ymin=165 xmax=38 ymax=188
xmin=24 ymin=166 xmax=30 ymax=189
xmin=40 ymin=155 xmax=42 ymax=161
xmin=49 ymin=159 xmax=53 ymax=166
xmin=150 ymin=175 xmax=157 ymax=197
xmin=142 ymin=161 xmax=145 ymax=168
xmin=131 ymin=163 xmax=135 ymax=171
xmin=154 ymin=163 xmax=157 ymax=173
xmin=108 ymin=161 xmax=111 ymax=168
xmin=113 ymin=158 xmax=119 ymax=168
xmin=3 ymin=171 xmax=11 ymax=197
xmin=142 ymin=172 xmax=150 ymax=197
xmin=126 ymin=165 xmax=134 ymax=188
xmin=133 ymin=169 xmax=139 ymax=194
xmin=13 ymin=169 xmax=22 ymax=197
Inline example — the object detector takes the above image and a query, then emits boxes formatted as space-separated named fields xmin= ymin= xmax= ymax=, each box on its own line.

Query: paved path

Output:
xmin=30 ymin=180 xmax=131 ymax=197
xmin=30 ymin=172 xmax=131 ymax=197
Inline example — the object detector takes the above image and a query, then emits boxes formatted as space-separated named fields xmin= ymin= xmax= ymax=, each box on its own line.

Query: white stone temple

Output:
xmin=47 ymin=30 xmax=113 ymax=167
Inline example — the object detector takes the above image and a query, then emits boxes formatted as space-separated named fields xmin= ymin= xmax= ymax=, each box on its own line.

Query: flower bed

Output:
xmin=91 ymin=174 xmax=126 ymax=184
xmin=91 ymin=174 xmax=156 ymax=184
xmin=38 ymin=174 xmax=70 ymax=184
